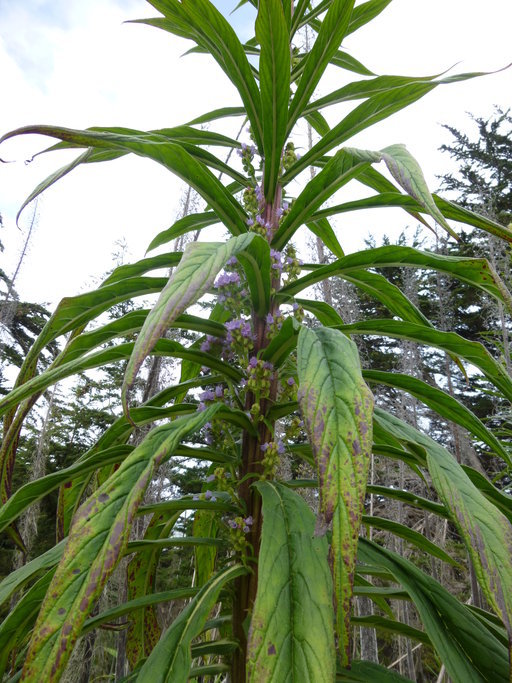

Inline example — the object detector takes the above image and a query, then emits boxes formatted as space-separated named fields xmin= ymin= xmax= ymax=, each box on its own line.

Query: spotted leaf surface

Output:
xmin=21 ymin=406 xmax=219 ymax=682
xmin=247 ymin=482 xmax=336 ymax=682
xmin=122 ymin=233 xmax=269 ymax=415
xmin=297 ymin=326 xmax=373 ymax=665
xmin=427 ymin=448 xmax=512 ymax=657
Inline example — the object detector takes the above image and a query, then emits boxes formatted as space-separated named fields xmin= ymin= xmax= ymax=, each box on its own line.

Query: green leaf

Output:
xmin=177 ymin=0 xmax=263 ymax=151
xmin=122 ymin=233 xmax=258 ymax=414
xmin=462 ymin=467 xmax=512 ymax=525
xmin=137 ymin=564 xmax=247 ymax=683
xmin=306 ymin=217 xmax=345 ymax=258
xmin=236 ymin=235 xmax=271 ymax=317
xmin=2 ymin=125 xmax=248 ymax=237
xmin=247 ymin=482 xmax=336 ymax=681
xmin=256 ymin=0 xmax=290 ymax=200
xmin=280 ymin=245 xmax=512 ymax=310
xmin=363 ymin=370 xmax=512 ymax=466
xmin=340 ymin=319 xmax=512 ymax=406
xmin=125 ymin=510 xmax=180 ymax=668
xmin=337 ymin=660 xmax=413 ymax=681
xmin=146 ymin=212 xmax=218 ymax=253
xmin=346 ymin=0 xmax=392 ymax=35
xmin=287 ymin=0 xmax=355 ymax=136
xmin=358 ymin=539 xmax=510 ymax=683
xmin=186 ymin=106 xmax=245 ymax=126
xmin=379 ymin=144 xmax=457 ymax=238
xmin=0 ymin=571 xmax=55 ymax=678
xmin=260 ymin=316 xmax=299 ymax=368
xmin=330 ymin=49 xmax=375 ymax=76
xmin=283 ymin=82 xmax=436 ymax=183
xmin=362 ymin=515 xmax=458 ymax=566
xmin=297 ymin=326 xmax=373 ymax=664
xmin=296 ymin=298 xmax=344 ymax=326
xmin=20 ymin=406 xmax=220 ymax=681
xmin=0 ymin=541 xmax=65 ymax=608
xmin=0 ymin=446 xmax=131 ymax=533
xmin=272 ymin=148 xmax=372 ymax=250
xmin=427 ymin=447 xmax=512 ymax=651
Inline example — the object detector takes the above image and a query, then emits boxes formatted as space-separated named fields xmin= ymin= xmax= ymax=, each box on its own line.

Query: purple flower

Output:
xmin=248 ymin=356 xmax=258 ymax=368
xmin=292 ymin=303 xmax=299 ymax=311
xmin=197 ymin=403 xmax=206 ymax=412
xmin=241 ymin=322 xmax=253 ymax=338
xmin=282 ymin=201 xmax=289 ymax=211
xmin=244 ymin=516 xmax=254 ymax=526
xmin=215 ymin=385 xmax=224 ymax=398
xmin=200 ymin=339 xmax=211 ymax=352
xmin=193 ymin=494 xmax=200 ymax=501
xmin=243 ymin=526 xmax=250 ymax=533
xmin=260 ymin=442 xmax=269 ymax=452
xmin=263 ymin=361 xmax=274 ymax=371
xmin=199 ymin=390 xmax=215 ymax=402
xmin=246 ymin=217 xmax=254 ymax=226
xmin=287 ymin=377 xmax=295 ymax=386
xmin=277 ymin=440 xmax=285 ymax=455
xmin=227 ymin=256 xmax=237 ymax=266
xmin=228 ymin=519 xmax=238 ymax=529
xmin=266 ymin=313 xmax=274 ymax=325
xmin=204 ymin=490 xmax=214 ymax=500
xmin=206 ymin=474 xmax=216 ymax=482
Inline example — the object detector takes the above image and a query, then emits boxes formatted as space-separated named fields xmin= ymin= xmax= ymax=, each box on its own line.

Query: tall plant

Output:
xmin=1 ymin=1 xmax=512 ymax=680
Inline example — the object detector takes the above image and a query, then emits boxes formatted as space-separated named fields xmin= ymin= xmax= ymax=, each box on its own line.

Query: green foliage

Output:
xmin=1 ymin=1 xmax=512 ymax=681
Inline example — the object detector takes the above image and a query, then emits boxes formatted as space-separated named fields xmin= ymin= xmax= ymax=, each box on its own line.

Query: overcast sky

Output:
xmin=1 ymin=0 xmax=511 ymax=306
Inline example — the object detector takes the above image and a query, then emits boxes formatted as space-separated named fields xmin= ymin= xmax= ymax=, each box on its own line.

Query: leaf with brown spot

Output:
xmin=126 ymin=510 xmax=181 ymax=668
xmin=20 ymin=406 xmax=219 ymax=682
xmin=122 ymin=233 xmax=269 ymax=417
xmin=427 ymin=443 xmax=512 ymax=662
xmin=247 ymin=482 xmax=335 ymax=682
xmin=297 ymin=326 xmax=373 ymax=666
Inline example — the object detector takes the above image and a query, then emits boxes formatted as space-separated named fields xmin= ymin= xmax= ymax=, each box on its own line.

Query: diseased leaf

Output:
xmin=122 ymin=233 xmax=263 ymax=414
xmin=427 ymin=447 xmax=512 ymax=652
xmin=247 ymin=482 xmax=336 ymax=682
xmin=21 ymin=406 xmax=220 ymax=681
xmin=297 ymin=326 xmax=374 ymax=664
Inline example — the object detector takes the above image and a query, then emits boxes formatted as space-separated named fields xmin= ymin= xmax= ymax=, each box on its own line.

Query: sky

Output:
xmin=1 ymin=0 xmax=511 ymax=307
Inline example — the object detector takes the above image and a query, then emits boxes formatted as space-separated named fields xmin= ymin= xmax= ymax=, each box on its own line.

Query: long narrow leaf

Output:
xmin=297 ymin=326 xmax=373 ymax=664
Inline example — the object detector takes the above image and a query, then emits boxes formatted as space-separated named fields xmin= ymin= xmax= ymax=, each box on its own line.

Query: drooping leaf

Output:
xmin=21 ymin=406 xmax=220 ymax=681
xmin=297 ymin=326 xmax=374 ymax=664
xmin=137 ymin=564 xmax=247 ymax=683
xmin=427 ymin=446 xmax=512 ymax=652
xmin=358 ymin=539 xmax=510 ymax=682
xmin=126 ymin=510 xmax=181 ymax=668
xmin=340 ymin=319 xmax=512 ymax=406
xmin=379 ymin=143 xmax=457 ymax=238
xmin=1 ymin=125 xmax=248 ymax=237
xmin=247 ymin=482 xmax=336 ymax=681
xmin=363 ymin=370 xmax=511 ymax=466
